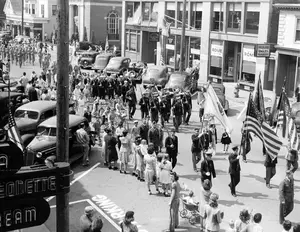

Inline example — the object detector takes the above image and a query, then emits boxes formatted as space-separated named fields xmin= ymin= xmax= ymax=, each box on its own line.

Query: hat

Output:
xmin=125 ymin=211 xmax=134 ymax=219
xmin=290 ymin=149 xmax=298 ymax=155
xmin=134 ymin=120 xmax=138 ymax=123
xmin=202 ymin=179 xmax=211 ymax=190
xmin=205 ymin=149 xmax=213 ymax=155
xmin=84 ymin=206 xmax=94 ymax=216
xmin=232 ymin=144 xmax=239 ymax=151
xmin=209 ymin=193 xmax=219 ymax=202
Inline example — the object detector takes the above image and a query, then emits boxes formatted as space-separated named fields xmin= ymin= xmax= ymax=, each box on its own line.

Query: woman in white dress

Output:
xmin=118 ymin=130 xmax=131 ymax=174
xmin=159 ymin=154 xmax=172 ymax=196
xmin=144 ymin=146 xmax=159 ymax=195
xmin=77 ymin=93 xmax=85 ymax=116
xmin=136 ymin=139 xmax=147 ymax=182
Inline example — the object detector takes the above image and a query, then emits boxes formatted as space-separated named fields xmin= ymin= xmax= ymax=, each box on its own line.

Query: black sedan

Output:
xmin=78 ymin=51 xmax=99 ymax=69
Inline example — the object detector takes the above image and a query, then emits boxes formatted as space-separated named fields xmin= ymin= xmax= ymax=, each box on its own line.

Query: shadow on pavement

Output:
xmin=218 ymin=199 xmax=245 ymax=207
xmin=179 ymin=174 xmax=201 ymax=181
xmin=236 ymin=191 xmax=269 ymax=199
xmin=243 ymin=174 xmax=266 ymax=184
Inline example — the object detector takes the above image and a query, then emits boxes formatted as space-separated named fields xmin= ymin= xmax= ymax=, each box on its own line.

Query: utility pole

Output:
xmin=56 ymin=0 xmax=69 ymax=231
xmin=179 ymin=0 xmax=187 ymax=72
xmin=21 ymin=0 xmax=24 ymax=35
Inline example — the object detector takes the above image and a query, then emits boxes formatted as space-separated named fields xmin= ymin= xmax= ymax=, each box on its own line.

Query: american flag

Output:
xmin=276 ymin=90 xmax=291 ymax=138
xmin=288 ymin=118 xmax=300 ymax=150
xmin=243 ymin=93 xmax=282 ymax=160
xmin=253 ymin=76 xmax=266 ymax=120
xmin=7 ymin=108 xmax=24 ymax=152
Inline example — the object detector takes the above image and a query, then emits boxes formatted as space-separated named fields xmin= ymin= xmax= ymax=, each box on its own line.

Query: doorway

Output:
xmin=141 ymin=31 xmax=157 ymax=64
xmin=224 ymin=41 xmax=241 ymax=82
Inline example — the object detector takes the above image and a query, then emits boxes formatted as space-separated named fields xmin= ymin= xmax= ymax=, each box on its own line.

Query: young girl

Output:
xmin=221 ymin=129 xmax=231 ymax=153
xmin=159 ymin=154 xmax=172 ymax=196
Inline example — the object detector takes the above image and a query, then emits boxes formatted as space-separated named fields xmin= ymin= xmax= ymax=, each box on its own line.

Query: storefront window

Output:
xmin=227 ymin=3 xmax=241 ymax=33
xmin=126 ymin=2 xmax=141 ymax=24
xmin=296 ymin=19 xmax=300 ymax=41
xmin=177 ymin=3 xmax=188 ymax=28
xmin=210 ymin=40 xmax=223 ymax=76
xmin=189 ymin=37 xmax=201 ymax=68
xmin=245 ymin=3 xmax=260 ymax=34
xmin=166 ymin=2 xmax=175 ymax=27
xmin=166 ymin=35 xmax=175 ymax=66
xmin=190 ymin=3 xmax=202 ymax=30
xmin=142 ymin=2 xmax=158 ymax=22
xmin=241 ymin=44 xmax=256 ymax=84
xmin=125 ymin=30 xmax=141 ymax=52
xmin=212 ymin=3 xmax=224 ymax=32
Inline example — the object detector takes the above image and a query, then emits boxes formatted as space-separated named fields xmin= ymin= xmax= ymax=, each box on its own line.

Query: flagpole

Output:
xmin=179 ymin=0 xmax=187 ymax=72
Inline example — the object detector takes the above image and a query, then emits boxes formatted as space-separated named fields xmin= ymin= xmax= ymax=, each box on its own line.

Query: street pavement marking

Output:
xmin=49 ymin=198 xmax=121 ymax=231
xmin=46 ymin=162 xmax=101 ymax=202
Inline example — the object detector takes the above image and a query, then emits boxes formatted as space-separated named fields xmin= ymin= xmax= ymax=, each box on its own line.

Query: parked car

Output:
xmin=93 ymin=53 xmax=114 ymax=72
xmin=124 ymin=61 xmax=147 ymax=84
xmin=77 ymin=41 xmax=96 ymax=51
xmin=142 ymin=65 xmax=170 ymax=89
xmin=14 ymin=100 xmax=75 ymax=147
xmin=165 ymin=71 xmax=197 ymax=93
xmin=25 ymin=115 xmax=91 ymax=165
xmin=104 ymin=57 xmax=131 ymax=75
xmin=198 ymin=82 xmax=229 ymax=114
xmin=291 ymin=102 xmax=300 ymax=131
xmin=78 ymin=51 xmax=99 ymax=69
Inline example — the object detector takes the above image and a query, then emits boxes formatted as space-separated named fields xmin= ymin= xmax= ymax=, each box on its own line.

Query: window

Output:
xmin=125 ymin=30 xmax=140 ymax=52
xmin=166 ymin=2 xmax=175 ymax=27
xmin=210 ymin=40 xmax=223 ymax=76
xmin=142 ymin=2 xmax=158 ymax=22
xmin=177 ymin=3 xmax=188 ymax=28
xmin=166 ymin=35 xmax=175 ymax=66
xmin=296 ymin=19 xmax=300 ymax=41
xmin=41 ymin=4 xmax=45 ymax=17
xmin=107 ymin=11 xmax=120 ymax=40
xmin=227 ymin=3 xmax=241 ymax=32
xmin=189 ymin=37 xmax=201 ymax=68
xmin=31 ymin=4 xmax=36 ymax=15
xmin=212 ymin=3 xmax=224 ymax=32
xmin=190 ymin=3 xmax=202 ymax=30
xmin=245 ymin=3 xmax=260 ymax=34
xmin=52 ymin=5 xmax=57 ymax=16
xmin=126 ymin=2 xmax=141 ymax=24
xmin=25 ymin=4 xmax=29 ymax=13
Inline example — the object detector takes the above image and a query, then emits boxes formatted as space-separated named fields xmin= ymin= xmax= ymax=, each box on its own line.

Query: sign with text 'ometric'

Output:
xmin=0 ymin=162 xmax=71 ymax=200
xmin=0 ymin=197 xmax=50 ymax=231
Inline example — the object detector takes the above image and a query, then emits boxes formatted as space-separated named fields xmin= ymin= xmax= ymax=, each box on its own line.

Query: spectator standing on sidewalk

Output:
xmin=279 ymin=170 xmax=295 ymax=224
xmin=282 ymin=220 xmax=292 ymax=232
xmin=120 ymin=211 xmax=138 ymax=232
xmin=234 ymin=209 xmax=252 ymax=232
xmin=80 ymin=206 xmax=103 ymax=232
xmin=76 ymin=123 xmax=90 ymax=166
xmin=204 ymin=193 xmax=224 ymax=232
xmin=240 ymin=213 xmax=263 ymax=232
xmin=169 ymin=171 xmax=181 ymax=232
xmin=293 ymin=224 xmax=300 ymax=232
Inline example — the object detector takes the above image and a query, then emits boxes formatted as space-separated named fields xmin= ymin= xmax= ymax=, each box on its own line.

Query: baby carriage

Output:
xmin=180 ymin=198 xmax=201 ymax=225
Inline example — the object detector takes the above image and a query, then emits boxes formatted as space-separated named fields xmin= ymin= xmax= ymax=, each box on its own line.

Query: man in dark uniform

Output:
xmin=139 ymin=118 xmax=149 ymax=142
xmin=228 ymin=144 xmax=241 ymax=197
xmin=121 ymin=80 xmax=130 ymax=104
xmin=200 ymin=149 xmax=216 ymax=184
xmin=150 ymin=97 xmax=159 ymax=123
xmin=139 ymin=93 xmax=150 ymax=119
xmin=172 ymin=97 xmax=183 ymax=132
xmin=191 ymin=128 xmax=202 ymax=172
xmin=107 ymin=79 xmax=114 ymax=99
xmin=126 ymin=86 xmax=137 ymax=120
xmin=148 ymin=121 xmax=160 ymax=154
xmin=182 ymin=91 xmax=192 ymax=125
xmin=264 ymin=146 xmax=277 ymax=189
xmin=159 ymin=96 xmax=168 ymax=128
xmin=98 ymin=79 xmax=105 ymax=99
xmin=165 ymin=128 xmax=178 ymax=169
xmin=279 ymin=170 xmax=294 ymax=224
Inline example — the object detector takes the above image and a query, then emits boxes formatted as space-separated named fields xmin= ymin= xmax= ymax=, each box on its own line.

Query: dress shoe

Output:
xmin=266 ymin=184 xmax=271 ymax=189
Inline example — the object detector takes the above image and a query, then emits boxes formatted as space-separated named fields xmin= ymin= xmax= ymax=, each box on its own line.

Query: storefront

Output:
xmin=188 ymin=37 xmax=201 ymax=68
xmin=209 ymin=40 xmax=223 ymax=83
xmin=240 ymin=44 xmax=256 ymax=91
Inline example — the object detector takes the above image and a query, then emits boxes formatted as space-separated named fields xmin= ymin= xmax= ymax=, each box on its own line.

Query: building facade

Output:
xmin=273 ymin=2 xmax=300 ymax=97
xmin=69 ymin=0 xmax=122 ymax=48
xmin=0 ymin=0 xmax=6 ymax=28
xmin=122 ymin=0 xmax=280 ymax=90
xmin=4 ymin=0 xmax=57 ymax=40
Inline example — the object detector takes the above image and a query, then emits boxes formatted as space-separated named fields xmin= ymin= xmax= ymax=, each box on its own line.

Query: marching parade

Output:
xmin=0 ymin=0 xmax=300 ymax=232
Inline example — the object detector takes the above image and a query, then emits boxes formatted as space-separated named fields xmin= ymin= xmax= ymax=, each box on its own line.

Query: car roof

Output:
xmin=16 ymin=100 xmax=57 ymax=112
xmin=0 ymin=91 xmax=23 ymax=100
xmin=81 ymin=51 xmax=98 ymax=55
xmin=110 ymin=57 xmax=128 ymax=61
xmin=170 ymin=71 xmax=189 ymax=78
xmin=38 ymin=114 xmax=87 ymax=128
xmin=97 ymin=53 xmax=113 ymax=58
xmin=147 ymin=65 xmax=167 ymax=71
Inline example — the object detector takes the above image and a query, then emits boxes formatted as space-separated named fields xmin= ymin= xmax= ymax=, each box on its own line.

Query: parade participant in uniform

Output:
xmin=285 ymin=149 xmax=299 ymax=173
xmin=121 ymin=80 xmax=130 ymax=104
xmin=131 ymin=120 xmax=140 ymax=141
xmin=126 ymin=85 xmax=137 ymax=120
xmin=191 ymin=128 xmax=202 ymax=172
xmin=182 ymin=91 xmax=192 ymax=125
xmin=172 ymin=97 xmax=183 ymax=132
xmin=264 ymin=147 xmax=277 ymax=189
xmin=139 ymin=118 xmax=149 ymax=142
xmin=107 ymin=79 xmax=115 ymax=99
xmin=148 ymin=121 xmax=161 ymax=154
xmin=279 ymin=170 xmax=295 ymax=224
xmin=200 ymin=149 xmax=216 ymax=185
xmin=76 ymin=123 xmax=90 ymax=166
xmin=159 ymin=95 xmax=168 ymax=128
xmin=165 ymin=128 xmax=178 ymax=169
xmin=150 ymin=96 xmax=159 ymax=123
xmin=139 ymin=92 xmax=150 ymax=119
xmin=228 ymin=145 xmax=241 ymax=197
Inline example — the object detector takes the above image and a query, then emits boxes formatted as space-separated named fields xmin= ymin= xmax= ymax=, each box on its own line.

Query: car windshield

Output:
xmin=108 ymin=59 xmax=120 ymax=65
xmin=81 ymin=54 xmax=92 ymax=57
xmin=14 ymin=110 xmax=39 ymax=120
xmin=37 ymin=127 xmax=56 ymax=136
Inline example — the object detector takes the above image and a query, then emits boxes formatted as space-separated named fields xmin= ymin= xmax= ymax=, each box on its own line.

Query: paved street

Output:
xmin=8 ymin=59 xmax=300 ymax=232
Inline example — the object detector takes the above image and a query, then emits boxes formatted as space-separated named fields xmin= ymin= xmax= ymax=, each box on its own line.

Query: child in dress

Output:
xmin=221 ymin=129 xmax=231 ymax=153
xmin=159 ymin=154 xmax=172 ymax=196
xmin=156 ymin=154 xmax=163 ymax=185
xmin=131 ymin=137 xmax=141 ymax=177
